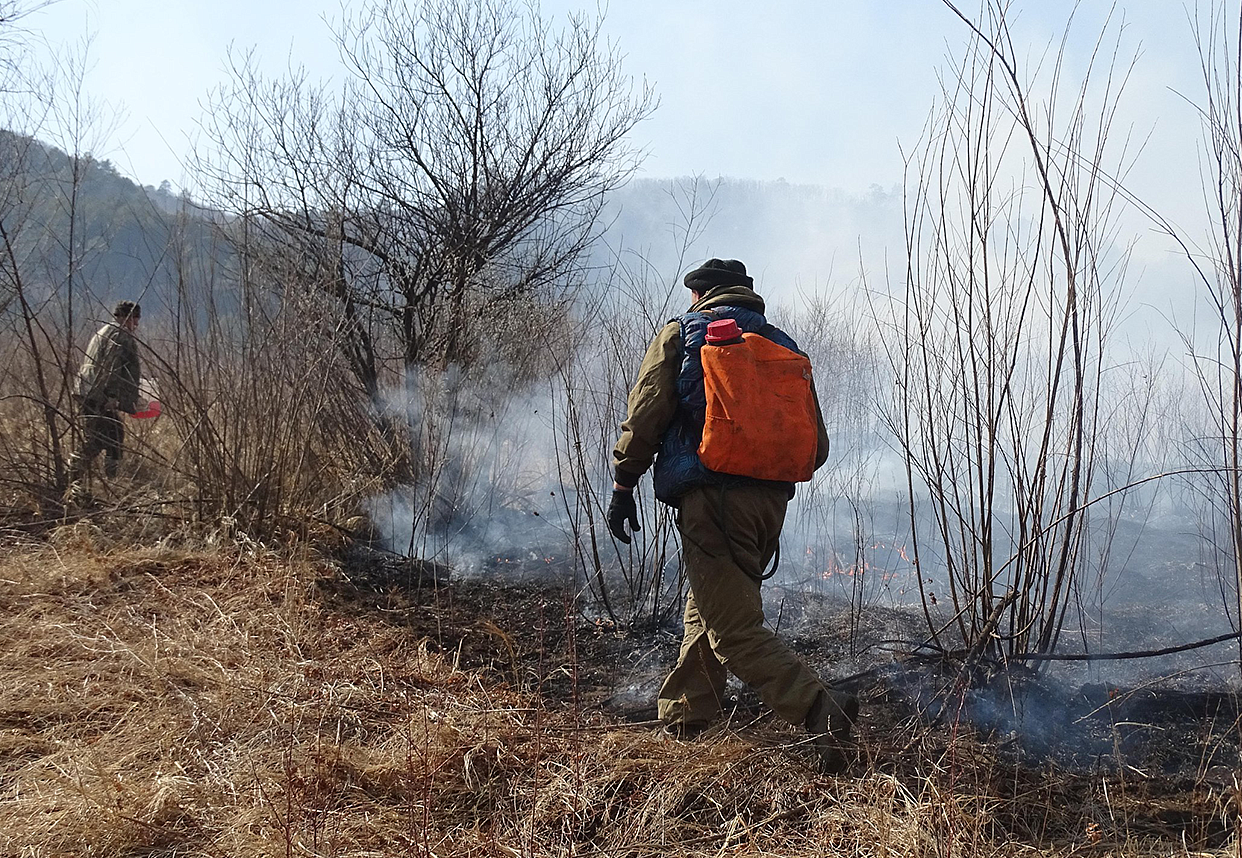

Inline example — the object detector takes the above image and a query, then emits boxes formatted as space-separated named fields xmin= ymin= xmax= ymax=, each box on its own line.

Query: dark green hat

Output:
xmin=683 ymin=258 xmax=753 ymax=292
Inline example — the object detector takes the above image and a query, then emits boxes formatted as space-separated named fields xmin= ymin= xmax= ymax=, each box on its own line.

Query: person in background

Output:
xmin=607 ymin=258 xmax=860 ymax=774
xmin=66 ymin=300 xmax=142 ymax=487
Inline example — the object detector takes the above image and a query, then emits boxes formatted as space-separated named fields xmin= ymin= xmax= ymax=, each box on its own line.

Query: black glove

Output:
xmin=606 ymin=489 xmax=640 ymax=544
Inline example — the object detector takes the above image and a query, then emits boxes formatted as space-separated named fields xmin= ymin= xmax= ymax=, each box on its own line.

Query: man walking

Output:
xmin=607 ymin=259 xmax=859 ymax=774
xmin=67 ymin=300 xmax=142 ymax=486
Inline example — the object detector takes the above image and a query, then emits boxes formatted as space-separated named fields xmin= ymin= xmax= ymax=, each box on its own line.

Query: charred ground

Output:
xmin=331 ymin=541 xmax=1242 ymax=850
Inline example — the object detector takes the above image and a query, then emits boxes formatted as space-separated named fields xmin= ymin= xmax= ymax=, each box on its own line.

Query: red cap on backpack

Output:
xmin=705 ymin=319 xmax=742 ymax=344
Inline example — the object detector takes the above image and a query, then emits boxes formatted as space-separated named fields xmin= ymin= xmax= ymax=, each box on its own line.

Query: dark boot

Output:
xmin=659 ymin=720 xmax=711 ymax=742
xmin=805 ymin=688 xmax=860 ymax=775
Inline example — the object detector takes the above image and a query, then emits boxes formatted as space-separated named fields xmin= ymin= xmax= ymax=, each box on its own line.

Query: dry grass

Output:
xmin=0 ymin=529 xmax=1234 ymax=857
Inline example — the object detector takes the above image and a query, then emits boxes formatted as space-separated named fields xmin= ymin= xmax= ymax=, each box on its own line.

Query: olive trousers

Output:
xmin=657 ymin=482 xmax=826 ymax=728
xmin=67 ymin=399 xmax=124 ymax=481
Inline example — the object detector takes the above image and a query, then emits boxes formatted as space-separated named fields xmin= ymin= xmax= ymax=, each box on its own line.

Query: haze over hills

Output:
xmin=3 ymin=127 xmax=1197 ymax=345
xmin=597 ymin=177 xmax=902 ymax=305
xmin=2 ymin=130 xmax=915 ymax=329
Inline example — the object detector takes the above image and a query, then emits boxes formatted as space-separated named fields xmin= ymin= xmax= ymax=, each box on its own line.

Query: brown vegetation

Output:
xmin=0 ymin=530 xmax=1235 ymax=856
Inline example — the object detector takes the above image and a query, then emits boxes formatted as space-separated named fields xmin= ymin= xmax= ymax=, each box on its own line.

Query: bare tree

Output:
xmin=0 ymin=0 xmax=55 ymax=95
xmin=881 ymin=0 xmax=1140 ymax=665
xmin=196 ymin=0 xmax=655 ymax=399
xmin=549 ymin=177 xmax=719 ymax=626
xmin=1176 ymin=0 xmax=1242 ymax=663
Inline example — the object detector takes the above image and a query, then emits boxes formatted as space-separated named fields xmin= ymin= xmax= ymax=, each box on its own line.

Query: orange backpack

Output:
xmin=698 ymin=322 xmax=819 ymax=483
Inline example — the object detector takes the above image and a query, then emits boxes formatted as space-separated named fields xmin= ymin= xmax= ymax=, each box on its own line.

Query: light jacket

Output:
xmin=76 ymin=321 xmax=141 ymax=413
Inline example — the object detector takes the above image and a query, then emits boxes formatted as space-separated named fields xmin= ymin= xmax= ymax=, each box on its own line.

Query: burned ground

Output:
xmin=329 ymin=542 xmax=1242 ymax=850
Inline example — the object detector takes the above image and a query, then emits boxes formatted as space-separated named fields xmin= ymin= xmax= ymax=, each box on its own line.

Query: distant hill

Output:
xmin=0 ymin=131 xmax=225 ymax=324
xmin=0 ymin=130 xmax=902 ymax=332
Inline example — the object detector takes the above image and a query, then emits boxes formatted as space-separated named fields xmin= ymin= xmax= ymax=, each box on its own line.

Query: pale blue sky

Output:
xmin=23 ymin=0 xmax=1210 ymax=215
